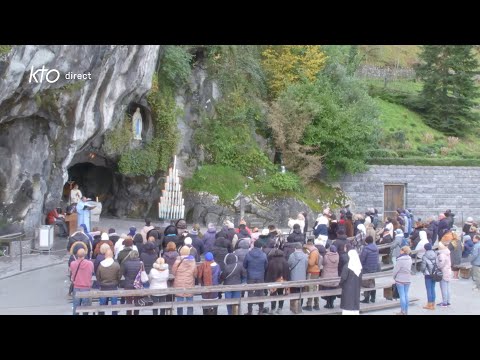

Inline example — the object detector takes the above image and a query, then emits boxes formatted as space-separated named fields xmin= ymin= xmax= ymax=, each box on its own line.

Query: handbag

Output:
xmin=134 ymin=295 xmax=154 ymax=307
xmin=133 ymin=262 xmax=145 ymax=289
xmin=140 ymin=263 xmax=149 ymax=283
xmin=69 ymin=259 xmax=84 ymax=296
xmin=392 ymin=283 xmax=400 ymax=299
xmin=431 ymin=262 xmax=443 ymax=282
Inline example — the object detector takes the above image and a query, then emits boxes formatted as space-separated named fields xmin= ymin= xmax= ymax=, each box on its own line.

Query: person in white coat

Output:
xmin=149 ymin=257 xmax=170 ymax=315
xmin=288 ymin=213 xmax=306 ymax=234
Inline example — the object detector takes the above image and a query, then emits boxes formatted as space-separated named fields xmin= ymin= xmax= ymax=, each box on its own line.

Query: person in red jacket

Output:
xmin=47 ymin=208 xmax=69 ymax=237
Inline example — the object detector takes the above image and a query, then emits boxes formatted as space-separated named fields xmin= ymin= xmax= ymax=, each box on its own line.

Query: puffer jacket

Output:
xmin=163 ymin=250 xmax=178 ymax=271
xmin=265 ymin=249 xmax=290 ymax=283
xmin=172 ymin=255 xmax=197 ymax=297
xmin=234 ymin=239 xmax=250 ymax=264
xmin=393 ymin=253 xmax=412 ymax=284
xmin=243 ymin=247 xmax=268 ymax=281
xmin=420 ymin=249 xmax=437 ymax=276
xmin=121 ymin=258 xmax=142 ymax=289
xmin=212 ymin=237 xmax=230 ymax=271
xmin=203 ymin=226 xmax=217 ymax=253
xmin=360 ymin=243 xmax=379 ymax=273
xmin=437 ymin=248 xmax=452 ymax=281
xmin=287 ymin=228 xmax=304 ymax=244
xmin=220 ymin=253 xmax=247 ymax=285
xmin=288 ymin=250 xmax=308 ymax=281
xmin=321 ymin=251 xmax=340 ymax=287
xmin=390 ymin=234 xmax=403 ymax=259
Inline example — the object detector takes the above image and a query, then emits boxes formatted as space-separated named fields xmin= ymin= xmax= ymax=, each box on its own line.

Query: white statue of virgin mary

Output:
xmin=132 ymin=108 xmax=142 ymax=140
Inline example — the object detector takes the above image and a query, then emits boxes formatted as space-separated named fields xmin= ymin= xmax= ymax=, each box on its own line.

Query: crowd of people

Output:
xmin=67 ymin=206 xmax=480 ymax=315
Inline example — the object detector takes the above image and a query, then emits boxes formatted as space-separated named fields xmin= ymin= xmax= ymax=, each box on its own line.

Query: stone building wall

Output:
xmin=338 ymin=165 xmax=480 ymax=225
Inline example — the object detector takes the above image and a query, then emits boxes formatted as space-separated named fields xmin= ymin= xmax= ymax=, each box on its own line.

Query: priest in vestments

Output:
xmin=77 ymin=196 xmax=95 ymax=232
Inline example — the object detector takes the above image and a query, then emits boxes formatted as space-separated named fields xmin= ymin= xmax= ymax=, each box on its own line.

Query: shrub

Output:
xmin=424 ymin=133 xmax=434 ymax=143
xmin=268 ymin=172 xmax=301 ymax=192
xmin=447 ymin=136 xmax=459 ymax=148
xmin=367 ymin=149 xmax=399 ymax=158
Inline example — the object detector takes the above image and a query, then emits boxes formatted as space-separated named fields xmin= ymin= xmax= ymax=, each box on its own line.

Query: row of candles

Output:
xmin=158 ymin=156 xmax=185 ymax=220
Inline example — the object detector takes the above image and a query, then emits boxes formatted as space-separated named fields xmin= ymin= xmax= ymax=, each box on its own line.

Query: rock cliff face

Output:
xmin=0 ymin=45 xmax=160 ymax=236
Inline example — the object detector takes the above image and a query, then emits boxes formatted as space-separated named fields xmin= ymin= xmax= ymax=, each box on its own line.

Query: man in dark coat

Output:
xmin=340 ymin=248 xmax=363 ymax=315
xmin=284 ymin=224 xmax=304 ymax=260
xmin=243 ymin=240 xmax=268 ymax=315
xmin=437 ymin=213 xmax=450 ymax=241
xmin=360 ymin=236 xmax=379 ymax=303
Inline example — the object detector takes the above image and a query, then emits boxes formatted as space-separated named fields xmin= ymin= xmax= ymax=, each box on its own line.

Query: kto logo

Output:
xmin=28 ymin=66 xmax=60 ymax=83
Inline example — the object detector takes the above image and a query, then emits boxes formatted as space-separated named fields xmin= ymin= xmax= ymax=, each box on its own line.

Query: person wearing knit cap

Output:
xmin=128 ymin=227 xmax=136 ymax=237
xmin=93 ymin=232 xmax=114 ymax=258
xmin=116 ymin=236 xmax=138 ymax=264
xmin=197 ymin=251 xmax=221 ymax=315
xmin=462 ymin=235 xmax=475 ymax=259
xmin=172 ymin=244 xmax=198 ymax=315
xmin=180 ymin=237 xmax=200 ymax=262
xmin=149 ymin=257 xmax=169 ymax=315
xmin=420 ymin=241 xmax=437 ymax=310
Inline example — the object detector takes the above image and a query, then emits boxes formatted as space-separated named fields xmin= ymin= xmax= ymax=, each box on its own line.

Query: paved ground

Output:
xmin=0 ymin=217 xmax=478 ymax=315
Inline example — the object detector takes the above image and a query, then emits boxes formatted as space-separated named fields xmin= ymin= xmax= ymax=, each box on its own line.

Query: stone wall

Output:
xmin=338 ymin=165 xmax=480 ymax=225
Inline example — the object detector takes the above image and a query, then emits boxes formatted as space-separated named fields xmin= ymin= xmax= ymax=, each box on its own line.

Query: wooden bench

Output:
xmin=457 ymin=262 xmax=473 ymax=279
xmin=74 ymin=271 xmax=397 ymax=315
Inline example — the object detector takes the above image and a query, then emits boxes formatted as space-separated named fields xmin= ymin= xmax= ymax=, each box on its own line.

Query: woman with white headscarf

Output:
xmin=339 ymin=247 xmax=363 ymax=315
xmin=354 ymin=224 xmax=367 ymax=253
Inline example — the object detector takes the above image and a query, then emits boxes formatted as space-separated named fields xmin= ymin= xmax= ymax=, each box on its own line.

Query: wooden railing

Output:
xmin=75 ymin=271 xmax=396 ymax=315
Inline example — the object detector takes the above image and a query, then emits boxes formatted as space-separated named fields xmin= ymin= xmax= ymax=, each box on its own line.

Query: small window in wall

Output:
xmin=384 ymin=184 xmax=405 ymax=222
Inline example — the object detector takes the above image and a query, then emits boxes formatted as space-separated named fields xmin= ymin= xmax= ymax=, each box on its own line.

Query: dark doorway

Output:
xmin=67 ymin=163 xmax=114 ymax=208
xmin=384 ymin=184 xmax=405 ymax=222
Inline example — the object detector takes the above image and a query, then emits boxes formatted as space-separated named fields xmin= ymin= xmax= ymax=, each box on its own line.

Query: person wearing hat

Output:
xmin=108 ymin=228 xmax=120 ymax=245
xmin=462 ymin=235 xmax=475 ymax=260
xmin=221 ymin=253 xmax=247 ymax=315
xmin=197 ymin=252 xmax=221 ymax=315
xmin=463 ymin=217 xmax=474 ymax=234
xmin=94 ymin=232 xmax=114 ymax=257
xmin=140 ymin=242 xmax=159 ymax=280
xmin=392 ymin=246 xmax=412 ymax=315
xmin=172 ymin=245 xmax=198 ymax=315
xmin=149 ymin=257 xmax=169 ymax=315
xmin=128 ymin=227 xmax=136 ymax=237
xmin=257 ymin=228 xmax=270 ymax=248
xmin=117 ymin=237 xmax=138 ymax=264
xmin=243 ymin=240 xmax=269 ymax=315
xmin=420 ymin=243 xmax=437 ymax=310
xmin=179 ymin=237 xmax=199 ymax=262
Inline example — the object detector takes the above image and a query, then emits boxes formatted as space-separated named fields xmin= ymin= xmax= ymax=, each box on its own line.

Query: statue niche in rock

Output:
xmin=132 ymin=108 xmax=143 ymax=140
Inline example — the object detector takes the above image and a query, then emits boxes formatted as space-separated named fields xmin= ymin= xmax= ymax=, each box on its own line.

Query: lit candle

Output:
xmin=96 ymin=196 xmax=99 ymax=202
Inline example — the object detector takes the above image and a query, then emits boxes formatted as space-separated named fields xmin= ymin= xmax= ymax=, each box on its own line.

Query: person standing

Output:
xmin=321 ymin=245 xmax=340 ymax=309
xmin=265 ymin=248 xmax=290 ymax=314
xmin=302 ymin=240 xmax=322 ymax=311
xmin=360 ymin=236 xmax=379 ymax=304
xmin=70 ymin=248 xmax=94 ymax=315
xmin=220 ymin=253 xmax=247 ymax=315
xmin=149 ymin=258 xmax=170 ymax=315
xmin=96 ymin=249 xmax=121 ymax=315
xmin=288 ymin=243 xmax=308 ymax=314
xmin=437 ymin=242 xmax=452 ymax=307
xmin=243 ymin=240 xmax=268 ymax=315
xmin=172 ymin=246 xmax=198 ymax=315
xmin=392 ymin=246 xmax=412 ymax=315
xmin=420 ymin=243 xmax=437 ymax=310
xmin=340 ymin=247 xmax=363 ymax=315
xmin=197 ymin=252 xmax=221 ymax=315
xmin=471 ymin=235 xmax=480 ymax=291
xmin=69 ymin=184 xmax=82 ymax=205
xmin=76 ymin=196 xmax=95 ymax=233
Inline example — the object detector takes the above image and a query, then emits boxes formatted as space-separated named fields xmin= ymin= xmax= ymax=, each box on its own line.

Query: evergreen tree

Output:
xmin=415 ymin=45 xmax=479 ymax=135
